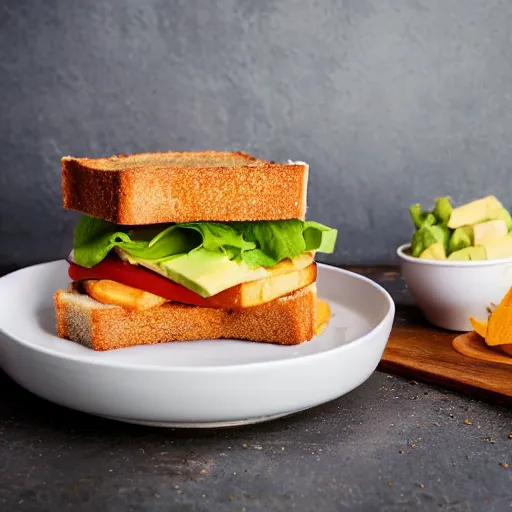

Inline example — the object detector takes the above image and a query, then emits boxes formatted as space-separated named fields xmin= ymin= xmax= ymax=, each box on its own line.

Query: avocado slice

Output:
xmin=448 ymin=226 xmax=473 ymax=254
xmin=157 ymin=250 xmax=270 ymax=297
xmin=119 ymin=249 xmax=268 ymax=297
xmin=447 ymin=246 xmax=487 ymax=261
xmin=411 ymin=224 xmax=450 ymax=257
xmin=447 ymin=195 xmax=503 ymax=229
xmin=419 ymin=242 xmax=446 ymax=260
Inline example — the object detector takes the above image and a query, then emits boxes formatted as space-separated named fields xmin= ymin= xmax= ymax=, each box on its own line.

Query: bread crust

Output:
xmin=54 ymin=284 xmax=317 ymax=350
xmin=62 ymin=151 xmax=308 ymax=224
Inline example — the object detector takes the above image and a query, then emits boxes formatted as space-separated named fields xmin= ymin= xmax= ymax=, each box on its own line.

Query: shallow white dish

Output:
xmin=397 ymin=243 xmax=512 ymax=331
xmin=0 ymin=261 xmax=394 ymax=427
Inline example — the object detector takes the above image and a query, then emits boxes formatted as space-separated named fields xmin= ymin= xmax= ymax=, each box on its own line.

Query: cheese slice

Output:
xmin=117 ymin=248 xmax=315 ymax=298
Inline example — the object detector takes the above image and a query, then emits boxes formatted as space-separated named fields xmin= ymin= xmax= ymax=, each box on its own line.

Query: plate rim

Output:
xmin=0 ymin=260 xmax=395 ymax=373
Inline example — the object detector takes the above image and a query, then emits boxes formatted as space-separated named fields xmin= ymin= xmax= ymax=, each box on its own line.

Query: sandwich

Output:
xmin=54 ymin=151 xmax=338 ymax=351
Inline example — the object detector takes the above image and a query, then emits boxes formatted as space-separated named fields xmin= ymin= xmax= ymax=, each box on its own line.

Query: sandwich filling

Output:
xmin=68 ymin=215 xmax=337 ymax=309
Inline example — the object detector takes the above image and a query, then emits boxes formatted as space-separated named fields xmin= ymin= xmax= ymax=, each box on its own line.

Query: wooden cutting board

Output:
xmin=377 ymin=305 xmax=512 ymax=406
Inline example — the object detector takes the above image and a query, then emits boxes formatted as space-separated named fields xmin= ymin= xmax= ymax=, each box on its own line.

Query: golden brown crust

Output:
xmin=64 ymin=151 xmax=265 ymax=170
xmin=54 ymin=284 xmax=317 ymax=351
xmin=61 ymin=151 xmax=308 ymax=224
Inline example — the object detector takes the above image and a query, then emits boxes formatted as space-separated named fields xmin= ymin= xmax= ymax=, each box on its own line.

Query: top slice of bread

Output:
xmin=62 ymin=151 xmax=309 ymax=224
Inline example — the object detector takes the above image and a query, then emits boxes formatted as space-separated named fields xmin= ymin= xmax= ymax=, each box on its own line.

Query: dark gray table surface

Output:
xmin=1 ymin=268 xmax=511 ymax=512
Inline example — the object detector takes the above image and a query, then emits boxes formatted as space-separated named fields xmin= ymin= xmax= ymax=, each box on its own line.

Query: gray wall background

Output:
xmin=2 ymin=0 xmax=512 ymax=272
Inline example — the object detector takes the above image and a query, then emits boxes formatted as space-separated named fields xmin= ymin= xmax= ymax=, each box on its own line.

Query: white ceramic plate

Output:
xmin=0 ymin=261 xmax=394 ymax=427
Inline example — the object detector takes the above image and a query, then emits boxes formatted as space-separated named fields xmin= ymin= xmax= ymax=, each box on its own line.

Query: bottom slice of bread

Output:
xmin=54 ymin=283 xmax=318 ymax=351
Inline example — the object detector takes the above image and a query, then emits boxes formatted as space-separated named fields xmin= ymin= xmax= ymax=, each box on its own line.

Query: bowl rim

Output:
xmin=397 ymin=243 xmax=512 ymax=267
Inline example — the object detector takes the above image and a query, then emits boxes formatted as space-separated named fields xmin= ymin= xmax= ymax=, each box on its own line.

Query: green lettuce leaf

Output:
xmin=72 ymin=216 xmax=338 ymax=269
xmin=72 ymin=216 xmax=133 ymax=268
xmin=241 ymin=249 xmax=278 ymax=268
xmin=304 ymin=221 xmax=338 ymax=253
xmin=155 ymin=223 xmax=256 ymax=258
xmin=241 ymin=220 xmax=306 ymax=262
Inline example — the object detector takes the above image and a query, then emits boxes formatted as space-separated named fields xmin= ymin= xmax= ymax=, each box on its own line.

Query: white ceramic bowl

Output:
xmin=397 ymin=244 xmax=512 ymax=331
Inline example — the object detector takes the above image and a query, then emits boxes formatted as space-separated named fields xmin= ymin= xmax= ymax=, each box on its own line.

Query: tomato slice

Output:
xmin=68 ymin=257 xmax=217 ymax=308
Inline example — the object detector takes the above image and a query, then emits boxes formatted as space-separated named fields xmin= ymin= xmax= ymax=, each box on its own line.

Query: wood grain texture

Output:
xmin=377 ymin=308 xmax=512 ymax=406
xmin=453 ymin=331 xmax=512 ymax=365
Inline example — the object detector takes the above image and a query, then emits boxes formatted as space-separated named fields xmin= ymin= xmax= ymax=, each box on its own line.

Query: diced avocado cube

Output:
xmin=495 ymin=208 xmax=512 ymax=232
xmin=409 ymin=203 xmax=425 ymax=229
xmin=482 ymin=234 xmax=512 ymax=260
xmin=472 ymin=220 xmax=508 ymax=246
xmin=411 ymin=224 xmax=450 ymax=258
xmin=447 ymin=246 xmax=487 ymax=261
xmin=423 ymin=213 xmax=436 ymax=227
xmin=433 ymin=196 xmax=453 ymax=225
xmin=409 ymin=202 xmax=438 ymax=230
xmin=448 ymin=226 xmax=473 ymax=254
xmin=448 ymin=195 xmax=503 ymax=229
xmin=419 ymin=242 xmax=446 ymax=260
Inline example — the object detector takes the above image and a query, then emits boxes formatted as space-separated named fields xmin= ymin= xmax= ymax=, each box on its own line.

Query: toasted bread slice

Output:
xmin=54 ymin=284 xmax=318 ymax=350
xmin=62 ymin=151 xmax=308 ymax=224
